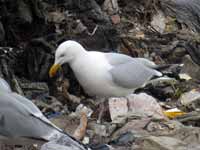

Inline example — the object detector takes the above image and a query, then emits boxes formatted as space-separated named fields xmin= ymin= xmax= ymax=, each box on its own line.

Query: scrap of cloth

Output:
xmin=0 ymin=78 xmax=87 ymax=150
xmin=49 ymin=40 xmax=171 ymax=97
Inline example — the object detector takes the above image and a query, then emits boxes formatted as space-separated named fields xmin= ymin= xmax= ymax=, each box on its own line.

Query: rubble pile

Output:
xmin=1 ymin=0 xmax=200 ymax=149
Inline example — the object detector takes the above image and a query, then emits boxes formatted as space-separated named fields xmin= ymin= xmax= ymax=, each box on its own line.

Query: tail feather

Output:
xmin=154 ymin=64 xmax=184 ymax=71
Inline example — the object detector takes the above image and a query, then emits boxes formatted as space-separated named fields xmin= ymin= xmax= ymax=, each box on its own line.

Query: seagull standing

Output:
xmin=49 ymin=40 xmax=171 ymax=97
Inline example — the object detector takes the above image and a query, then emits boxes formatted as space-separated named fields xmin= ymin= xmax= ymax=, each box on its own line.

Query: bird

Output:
xmin=49 ymin=40 xmax=173 ymax=97
xmin=0 ymin=77 xmax=88 ymax=150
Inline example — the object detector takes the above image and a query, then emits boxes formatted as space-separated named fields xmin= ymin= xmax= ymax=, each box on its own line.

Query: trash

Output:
xmin=103 ymin=0 xmax=119 ymax=15
xmin=40 ymin=135 xmax=88 ymax=150
xmin=179 ymin=73 xmax=192 ymax=81
xmin=75 ymin=104 xmax=93 ymax=118
xmin=34 ymin=96 xmax=64 ymax=118
xmin=163 ymin=108 xmax=186 ymax=119
xmin=73 ymin=112 xmax=88 ymax=140
xmin=82 ymin=136 xmax=90 ymax=145
xmin=1 ymin=0 xmax=200 ymax=149
xmin=151 ymin=11 xmax=166 ymax=33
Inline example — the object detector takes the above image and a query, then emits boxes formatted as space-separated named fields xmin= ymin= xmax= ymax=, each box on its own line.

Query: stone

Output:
xmin=140 ymin=136 xmax=188 ymax=150
xmin=109 ymin=132 xmax=136 ymax=146
xmin=181 ymin=55 xmax=200 ymax=80
xmin=88 ymin=122 xmax=116 ymax=137
xmin=108 ymin=97 xmax=128 ymax=123
xmin=112 ymin=118 xmax=150 ymax=139
xmin=179 ymin=89 xmax=200 ymax=110
xmin=127 ymin=93 xmax=166 ymax=119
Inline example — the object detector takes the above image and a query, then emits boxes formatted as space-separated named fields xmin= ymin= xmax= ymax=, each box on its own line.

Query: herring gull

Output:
xmin=49 ymin=40 xmax=172 ymax=97
xmin=0 ymin=77 xmax=87 ymax=150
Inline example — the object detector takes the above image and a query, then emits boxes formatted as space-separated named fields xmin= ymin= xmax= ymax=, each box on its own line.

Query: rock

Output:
xmin=108 ymin=93 xmax=165 ymax=123
xmin=140 ymin=136 xmax=188 ymax=150
xmin=90 ymin=144 xmax=113 ymax=150
xmin=126 ymin=93 xmax=166 ymax=119
xmin=181 ymin=55 xmax=200 ymax=80
xmin=177 ymin=111 xmax=200 ymax=127
xmin=50 ymin=115 xmax=79 ymax=135
xmin=179 ymin=89 xmax=200 ymax=111
xmin=89 ymin=123 xmax=108 ymax=137
xmin=171 ymin=126 xmax=200 ymax=146
xmin=112 ymin=118 xmax=150 ymax=139
xmin=135 ymin=122 xmax=200 ymax=150
xmin=109 ymin=132 xmax=136 ymax=146
xmin=88 ymin=122 xmax=117 ymax=138
xmin=108 ymin=97 xmax=128 ymax=123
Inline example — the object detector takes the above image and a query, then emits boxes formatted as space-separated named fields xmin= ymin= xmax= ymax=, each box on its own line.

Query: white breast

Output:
xmin=70 ymin=52 xmax=133 ymax=97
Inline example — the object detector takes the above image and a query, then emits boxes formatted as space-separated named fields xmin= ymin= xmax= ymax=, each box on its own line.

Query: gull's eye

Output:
xmin=60 ymin=54 xmax=65 ymax=57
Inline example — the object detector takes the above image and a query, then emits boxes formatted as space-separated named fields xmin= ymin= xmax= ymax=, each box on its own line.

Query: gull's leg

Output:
xmin=97 ymin=98 xmax=107 ymax=124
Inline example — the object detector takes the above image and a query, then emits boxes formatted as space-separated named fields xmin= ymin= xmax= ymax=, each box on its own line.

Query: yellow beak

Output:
xmin=49 ymin=64 xmax=61 ymax=77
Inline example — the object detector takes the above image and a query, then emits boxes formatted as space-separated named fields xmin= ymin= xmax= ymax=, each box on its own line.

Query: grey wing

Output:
xmin=105 ymin=53 xmax=133 ymax=65
xmin=10 ymin=92 xmax=62 ymax=131
xmin=110 ymin=61 xmax=162 ymax=89
xmin=105 ymin=53 xmax=158 ymax=68
xmin=0 ymin=93 xmax=61 ymax=140
xmin=11 ymin=93 xmax=43 ymax=115
xmin=0 ymin=78 xmax=61 ymax=131
xmin=0 ymin=94 xmax=88 ymax=149
xmin=0 ymin=78 xmax=12 ymax=93
xmin=134 ymin=58 xmax=158 ymax=68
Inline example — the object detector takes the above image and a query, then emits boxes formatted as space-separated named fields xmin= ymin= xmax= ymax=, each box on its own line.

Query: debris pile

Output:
xmin=1 ymin=0 xmax=200 ymax=149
